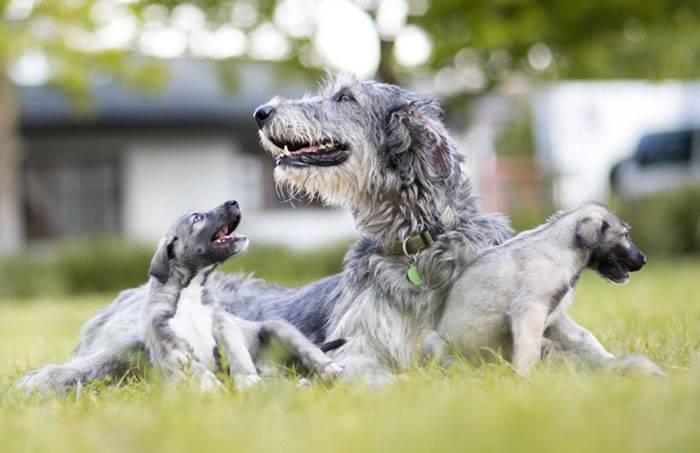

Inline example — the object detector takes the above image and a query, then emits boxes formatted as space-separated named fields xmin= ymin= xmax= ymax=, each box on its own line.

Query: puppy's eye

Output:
xmin=333 ymin=91 xmax=354 ymax=102
xmin=192 ymin=214 xmax=204 ymax=223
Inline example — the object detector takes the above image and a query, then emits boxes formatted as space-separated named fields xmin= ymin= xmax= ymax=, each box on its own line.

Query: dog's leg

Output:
xmin=544 ymin=313 xmax=614 ymax=366
xmin=544 ymin=314 xmax=664 ymax=376
xmin=145 ymin=296 xmax=222 ymax=392
xmin=212 ymin=312 xmax=261 ymax=390
xmin=421 ymin=330 xmax=453 ymax=364
xmin=16 ymin=344 xmax=138 ymax=395
xmin=149 ymin=337 xmax=222 ymax=392
xmin=328 ymin=337 xmax=396 ymax=388
xmin=335 ymin=353 xmax=395 ymax=388
xmin=509 ymin=303 xmax=549 ymax=375
xmin=258 ymin=320 xmax=343 ymax=381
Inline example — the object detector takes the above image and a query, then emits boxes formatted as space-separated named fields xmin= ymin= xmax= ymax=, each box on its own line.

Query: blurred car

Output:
xmin=610 ymin=129 xmax=700 ymax=199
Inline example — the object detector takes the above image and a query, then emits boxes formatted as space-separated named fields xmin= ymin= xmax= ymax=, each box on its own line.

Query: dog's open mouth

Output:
xmin=211 ymin=218 xmax=242 ymax=246
xmin=264 ymin=135 xmax=349 ymax=168
xmin=598 ymin=259 xmax=630 ymax=284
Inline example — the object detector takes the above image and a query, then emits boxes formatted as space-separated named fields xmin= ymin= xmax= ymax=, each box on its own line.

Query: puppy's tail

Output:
xmin=319 ymin=338 xmax=347 ymax=352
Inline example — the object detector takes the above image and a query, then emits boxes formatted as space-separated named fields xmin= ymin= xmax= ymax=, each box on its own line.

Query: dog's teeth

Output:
xmin=283 ymin=145 xmax=290 ymax=155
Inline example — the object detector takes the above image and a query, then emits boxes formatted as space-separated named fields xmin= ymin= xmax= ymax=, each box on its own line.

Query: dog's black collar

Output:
xmin=388 ymin=207 xmax=455 ymax=256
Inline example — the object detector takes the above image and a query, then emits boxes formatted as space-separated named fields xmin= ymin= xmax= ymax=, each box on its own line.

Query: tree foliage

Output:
xmin=413 ymin=0 xmax=700 ymax=88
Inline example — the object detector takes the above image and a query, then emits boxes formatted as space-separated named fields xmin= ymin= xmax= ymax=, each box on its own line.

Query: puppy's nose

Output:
xmin=225 ymin=200 xmax=238 ymax=208
xmin=254 ymin=104 xmax=275 ymax=128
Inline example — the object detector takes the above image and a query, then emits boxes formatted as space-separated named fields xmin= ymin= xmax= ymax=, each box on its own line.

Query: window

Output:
xmin=636 ymin=131 xmax=693 ymax=167
xmin=24 ymin=151 xmax=121 ymax=240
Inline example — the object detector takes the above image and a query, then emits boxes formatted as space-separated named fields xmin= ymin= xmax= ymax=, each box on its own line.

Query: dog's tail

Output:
xmin=319 ymin=338 xmax=347 ymax=352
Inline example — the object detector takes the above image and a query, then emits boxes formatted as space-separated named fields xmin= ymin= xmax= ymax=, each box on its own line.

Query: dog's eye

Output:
xmin=333 ymin=91 xmax=354 ymax=103
xmin=192 ymin=214 xmax=204 ymax=223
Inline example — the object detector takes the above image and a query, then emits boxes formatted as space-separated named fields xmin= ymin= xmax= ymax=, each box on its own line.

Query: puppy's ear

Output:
xmin=575 ymin=214 xmax=608 ymax=249
xmin=384 ymin=99 xmax=453 ymax=177
xmin=149 ymin=236 xmax=176 ymax=284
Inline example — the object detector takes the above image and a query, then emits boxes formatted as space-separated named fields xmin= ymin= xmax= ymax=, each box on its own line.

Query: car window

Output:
xmin=636 ymin=131 xmax=693 ymax=166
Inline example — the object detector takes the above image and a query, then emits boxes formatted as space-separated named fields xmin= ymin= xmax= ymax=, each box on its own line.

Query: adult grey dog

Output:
xmin=18 ymin=75 xmax=514 ymax=392
xmin=144 ymin=200 xmax=343 ymax=392
xmin=423 ymin=204 xmax=664 ymax=376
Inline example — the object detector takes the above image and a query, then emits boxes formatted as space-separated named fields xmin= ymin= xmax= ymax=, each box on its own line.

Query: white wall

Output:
xmin=122 ymin=139 xmax=357 ymax=248
xmin=244 ymin=209 xmax=357 ymax=250
xmin=533 ymin=81 xmax=700 ymax=207
xmin=122 ymin=139 xmax=262 ymax=242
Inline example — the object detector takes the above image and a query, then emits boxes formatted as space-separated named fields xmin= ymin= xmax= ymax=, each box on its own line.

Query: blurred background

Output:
xmin=1 ymin=0 xmax=699 ymax=298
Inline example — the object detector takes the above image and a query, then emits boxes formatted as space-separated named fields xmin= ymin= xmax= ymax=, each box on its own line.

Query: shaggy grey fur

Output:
xmin=17 ymin=76 xmax=511 ymax=391
xmin=423 ymin=204 xmax=664 ymax=376
xmin=256 ymin=75 xmax=512 ymax=384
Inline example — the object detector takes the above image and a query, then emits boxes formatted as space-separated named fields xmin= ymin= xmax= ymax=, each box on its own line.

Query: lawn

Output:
xmin=0 ymin=259 xmax=699 ymax=453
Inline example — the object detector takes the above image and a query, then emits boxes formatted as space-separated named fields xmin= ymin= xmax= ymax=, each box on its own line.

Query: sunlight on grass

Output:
xmin=0 ymin=259 xmax=698 ymax=453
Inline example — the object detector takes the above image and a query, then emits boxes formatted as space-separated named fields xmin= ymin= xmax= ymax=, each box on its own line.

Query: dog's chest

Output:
xmin=169 ymin=284 xmax=217 ymax=370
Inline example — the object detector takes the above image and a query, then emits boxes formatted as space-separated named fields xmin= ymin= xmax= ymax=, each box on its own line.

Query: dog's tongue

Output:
xmin=215 ymin=226 xmax=229 ymax=240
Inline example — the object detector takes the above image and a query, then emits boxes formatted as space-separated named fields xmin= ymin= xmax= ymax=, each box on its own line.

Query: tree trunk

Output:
xmin=377 ymin=39 xmax=399 ymax=84
xmin=0 ymin=68 xmax=23 ymax=255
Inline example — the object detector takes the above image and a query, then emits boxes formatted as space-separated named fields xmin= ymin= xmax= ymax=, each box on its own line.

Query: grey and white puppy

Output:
xmin=424 ymin=204 xmax=664 ymax=376
xmin=144 ymin=200 xmax=343 ymax=391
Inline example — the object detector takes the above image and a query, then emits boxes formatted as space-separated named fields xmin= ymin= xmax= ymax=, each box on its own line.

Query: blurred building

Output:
xmin=533 ymin=81 xmax=700 ymax=207
xmin=17 ymin=60 xmax=357 ymax=251
xmin=462 ymin=80 xmax=700 ymax=212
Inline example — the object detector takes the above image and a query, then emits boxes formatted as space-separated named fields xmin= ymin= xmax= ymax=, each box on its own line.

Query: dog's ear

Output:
xmin=575 ymin=214 xmax=608 ymax=249
xmin=384 ymin=98 xmax=453 ymax=178
xmin=149 ymin=236 xmax=176 ymax=284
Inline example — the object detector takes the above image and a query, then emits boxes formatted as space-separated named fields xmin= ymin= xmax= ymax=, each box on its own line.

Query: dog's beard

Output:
xmin=274 ymin=164 xmax=356 ymax=207
xmin=261 ymin=125 xmax=391 ymax=209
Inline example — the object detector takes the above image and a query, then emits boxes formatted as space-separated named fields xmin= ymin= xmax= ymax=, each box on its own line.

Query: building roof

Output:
xmin=19 ymin=59 xmax=310 ymax=130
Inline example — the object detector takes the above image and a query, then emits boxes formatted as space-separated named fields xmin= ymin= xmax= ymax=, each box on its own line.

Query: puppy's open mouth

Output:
xmin=263 ymin=134 xmax=349 ymax=168
xmin=211 ymin=218 xmax=243 ymax=246
xmin=600 ymin=261 xmax=630 ymax=284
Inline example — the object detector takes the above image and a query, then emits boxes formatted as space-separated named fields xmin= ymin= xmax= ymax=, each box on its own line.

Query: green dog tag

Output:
xmin=407 ymin=265 xmax=423 ymax=285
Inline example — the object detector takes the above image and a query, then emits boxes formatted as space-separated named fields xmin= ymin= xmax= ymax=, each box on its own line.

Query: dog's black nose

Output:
xmin=225 ymin=200 xmax=239 ymax=208
xmin=254 ymin=104 xmax=275 ymax=128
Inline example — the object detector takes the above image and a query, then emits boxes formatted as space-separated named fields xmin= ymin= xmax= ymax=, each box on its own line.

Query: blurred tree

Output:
xmin=0 ymin=0 xmax=166 ymax=253
xmin=409 ymin=0 xmax=700 ymax=93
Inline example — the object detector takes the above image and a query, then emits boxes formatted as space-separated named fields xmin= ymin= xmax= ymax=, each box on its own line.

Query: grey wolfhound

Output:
xmin=18 ymin=76 xmax=639 ymax=392
xmin=424 ymin=204 xmax=663 ymax=376
xmin=144 ymin=200 xmax=343 ymax=392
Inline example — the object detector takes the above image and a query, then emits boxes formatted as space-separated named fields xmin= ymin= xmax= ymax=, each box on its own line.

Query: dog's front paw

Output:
xmin=320 ymin=362 xmax=344 ymax=381
xmin=16 ymin=365 xmax=80 ymax=395
xmin=198 ymin=371 xmax=225 ymax=393
xmin=296 ymin=377 xmax=312 ymax=388
xmin=234 ymin=373 xmax=261 ymax=391
xmin=612 ymin=354 xmax=665 ymax=377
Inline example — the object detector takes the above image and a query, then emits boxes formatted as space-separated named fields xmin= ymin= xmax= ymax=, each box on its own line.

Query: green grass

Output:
xmin=1 ymin=259 xmax=699 ymax=453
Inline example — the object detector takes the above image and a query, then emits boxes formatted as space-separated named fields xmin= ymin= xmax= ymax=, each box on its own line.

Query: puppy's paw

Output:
xmin=234 ymin=373 xmax=261 ymax=391
xmin=320 ymin=362 xmax=344 ymax=381
xmin=198 ymin=371 xmax=225 ymax=393
xmin=612 ymin=354 xmax=665 ymax=377
xmin=296 ymin=377 xmax=312 ymax=388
